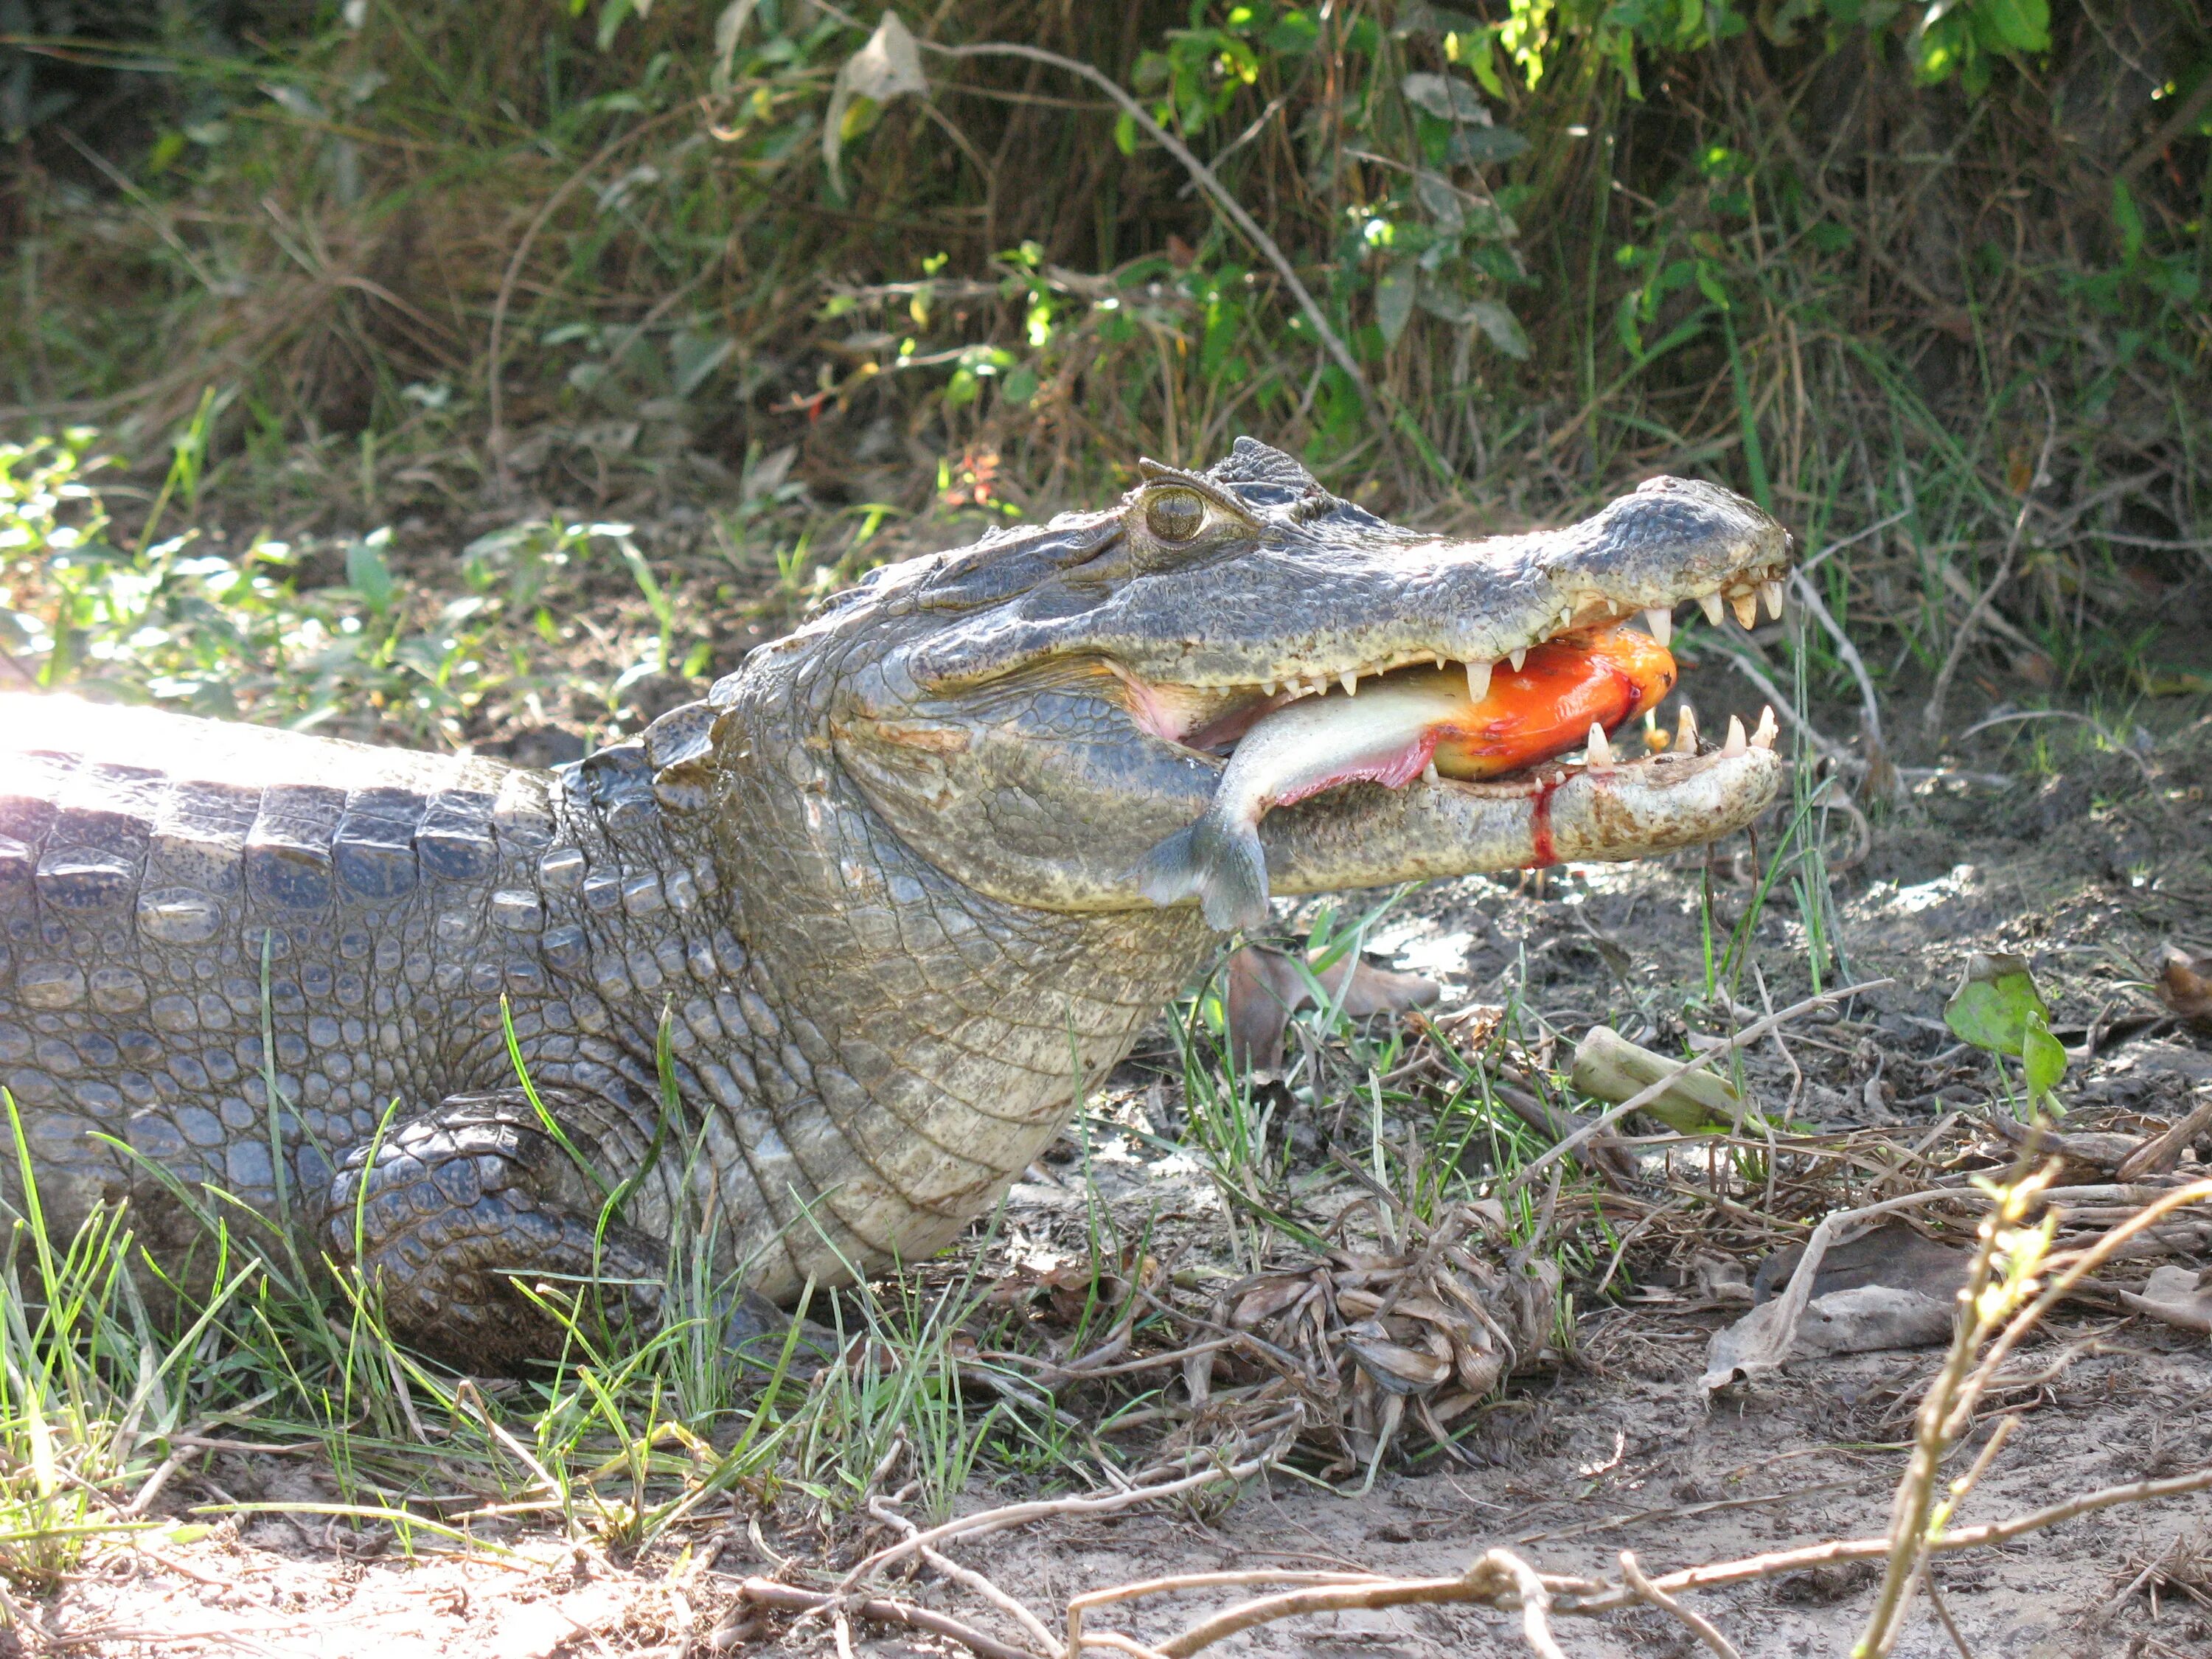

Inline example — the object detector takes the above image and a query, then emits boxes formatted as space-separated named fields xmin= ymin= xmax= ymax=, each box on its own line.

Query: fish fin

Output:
xmin=1133 ymin=815 xmax=1271 ymax=932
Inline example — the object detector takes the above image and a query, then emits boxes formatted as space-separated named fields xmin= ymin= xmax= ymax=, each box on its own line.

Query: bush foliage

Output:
xmin=0 ymin=0 xmax=2205 ymax=742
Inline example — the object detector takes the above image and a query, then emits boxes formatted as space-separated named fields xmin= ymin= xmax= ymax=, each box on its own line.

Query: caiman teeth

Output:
xmin=1586 ymin=723 xmax=1613 ymax=767
xmin=1422 ymin=759 xmax=1439 ymax=784
xmin=1466 ymin=660 xmax=1492 ymax=701
xmin=1699 ymin=593 xmax=1726 ymax=627
xmin=1643 ymin=606 xmax=1673 ymax=646
xmin=1730 ymin=589 xmax=1759 ymax=629
xmin=1508 ymin=647 xmax=1528 ymax=672
xmin=1676 ymin=703 xmax=1700 ymax=751
xmin=1341 ymin=671 xmax=1358 ymax=696
xmin=1722 ymin=714 xmax=1749 ymax=755
xmin=1752 ymin=705 xmax=1778 ymax=748
xmin=1761 ymin=579 xmax=1786 ymax=620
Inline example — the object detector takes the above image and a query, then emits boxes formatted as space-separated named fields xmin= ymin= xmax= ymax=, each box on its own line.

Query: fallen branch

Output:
xmin=1067 ymin=1571 xmax=1390 ymax=1658
xmin=835 ymin=1443 xmax=1283 ymax=1594
xmin=737 ymin=1577 xmax=1037 ymax=1659
xmin=1499 ymin=979 xmax=1893 ymax=1200
xmin=870 ymin=1494 xmax=1066 ymax=1658
xmin=1134 ymin=1548 xmax=1568 ymax=1658
xmin=1618 ymin=1549 xmax=1740 ymax=1659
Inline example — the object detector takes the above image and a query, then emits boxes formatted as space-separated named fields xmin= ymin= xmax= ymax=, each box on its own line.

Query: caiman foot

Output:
xmin=328 ymin=1089 xmax=665 ymax=1372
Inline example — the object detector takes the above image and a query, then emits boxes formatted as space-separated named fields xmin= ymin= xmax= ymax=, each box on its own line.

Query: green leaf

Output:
xmin=1465 ymin=299 xmax=1528 ymax=359
xmin=1447 ymin=125 xmax=1528 ymax=165
xmin=1466 ymin=32 xmax=1506 ymax=99
xmin=346 ymin=535 xmax=394 ymax=613
xmin=1374 ymin=260 xmax=1419 ymax=347
xmin=1975 ymin=0 xmax=2048 ymax=51
xmin=1943 ymin=951 xmax=2052 ymax=1058
xmin=1113 ymin=110 xmax=1138 ymax=156
xmin=2021 ymin=1009 xmax=2067 ymax=1109
xmin=1400 ymin=72 xmax=1491 ymax=125
xmin=1001 ymin=364 xmax=1039 ymax=405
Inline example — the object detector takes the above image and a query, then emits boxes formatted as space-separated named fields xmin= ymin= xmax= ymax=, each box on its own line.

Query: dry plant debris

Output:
xmin=700 ymin=1089 xmax=2212 ymax=1659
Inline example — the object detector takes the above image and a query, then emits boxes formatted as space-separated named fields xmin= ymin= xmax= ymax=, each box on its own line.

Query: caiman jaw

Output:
xmin=1110 ymin=557 xmax=1788 ymax=761
xmin=1107 ymin=546 xmax=1790 ymax=882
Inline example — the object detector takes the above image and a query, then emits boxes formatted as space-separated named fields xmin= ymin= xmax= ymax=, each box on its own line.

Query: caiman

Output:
xmin=0 ymin=441 xmax=1787 ymax=1368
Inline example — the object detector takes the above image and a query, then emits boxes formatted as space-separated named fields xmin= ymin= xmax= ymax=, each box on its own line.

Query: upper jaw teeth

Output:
xmin=1239 ymin=568 xmax=1791 ymax=700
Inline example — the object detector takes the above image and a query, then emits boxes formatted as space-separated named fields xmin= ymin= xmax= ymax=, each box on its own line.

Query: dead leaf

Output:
xmin=1751 ymin=1220 xmax=1969 ymax=1307
xmin=1791 ymin=1286 xmax=1956 ymax=1356
xmin=1342 ymin=1324 xmax=1455 ymax=1394
xmin=821 ymin=13 xmax=929 ymax=192
xmin=1705 ymin=1214 xmax=1969 ymax=1393
xmin=1222 ymin=945 xmax=1439 ymax=1071
xmin=1188 ymin=1205 xmax=1561 ymax=1475
xmin=2119 ymin=1265 xmax=2212 ymax=1335
xmin=2156 ymin=945 xmax=2212 ymax=1031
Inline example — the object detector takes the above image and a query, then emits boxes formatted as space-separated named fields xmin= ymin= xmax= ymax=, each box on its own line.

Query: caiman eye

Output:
xmin=1144 ymin=488 xmax=1206 ymax=543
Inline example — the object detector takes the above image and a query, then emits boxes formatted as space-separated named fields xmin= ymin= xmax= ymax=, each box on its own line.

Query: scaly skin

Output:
xmin=0 ymin=441 xmax=1789 ymax=1368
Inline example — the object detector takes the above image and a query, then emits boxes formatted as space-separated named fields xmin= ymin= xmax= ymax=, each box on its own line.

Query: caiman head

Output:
xmin=704 ymin=438 xmax=1789 ymax=927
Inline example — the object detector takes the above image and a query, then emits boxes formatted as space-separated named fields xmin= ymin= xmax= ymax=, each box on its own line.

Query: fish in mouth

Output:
xmin=1135 ymin=623 xmax=1746 ymax=929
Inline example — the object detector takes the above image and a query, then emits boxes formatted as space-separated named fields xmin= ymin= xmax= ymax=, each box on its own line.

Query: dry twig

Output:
xmin=1618 ymin=1549 xmax=1741 ymax=1659
xmin=737 ymin=1577 xmax=1037 ymax=1659
xmin=1921 ymin=389 xmax=2058 ymax=736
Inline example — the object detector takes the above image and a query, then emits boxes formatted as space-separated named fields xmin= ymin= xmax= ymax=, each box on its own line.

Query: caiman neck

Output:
xmin=706 ymin=681 xmax=1214 ymax=1298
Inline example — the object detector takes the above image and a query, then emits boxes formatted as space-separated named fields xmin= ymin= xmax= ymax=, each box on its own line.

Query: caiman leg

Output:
xmin=327 ymin=1088 xmax=668 ymax=1371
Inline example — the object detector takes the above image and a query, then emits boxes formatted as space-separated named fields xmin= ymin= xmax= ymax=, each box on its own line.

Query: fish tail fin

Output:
xmin=1133 ymin=815 xmax=1272 ymax=932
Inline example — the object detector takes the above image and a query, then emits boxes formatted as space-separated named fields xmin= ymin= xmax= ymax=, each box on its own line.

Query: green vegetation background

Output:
xmin=0 ymin=0 xmax=2205 ymax=757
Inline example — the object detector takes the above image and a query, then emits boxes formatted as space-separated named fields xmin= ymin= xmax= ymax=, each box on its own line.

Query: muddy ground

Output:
xmin=14 ymin=703 xmax=2212 ymax=1658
